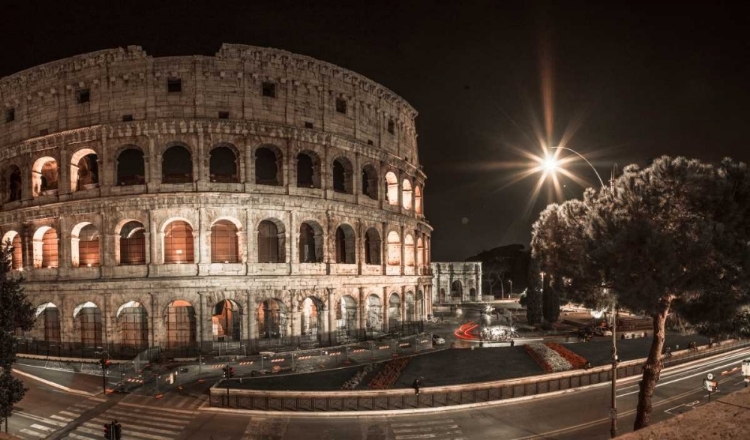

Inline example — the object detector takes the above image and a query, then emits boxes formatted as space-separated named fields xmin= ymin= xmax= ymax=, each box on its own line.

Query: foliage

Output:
xmin=542 ymin=276 xmax=561 ymax=324
xmin=525 ymin=260 xmax=543 ymax=325
xmin=531 ymin=156 xmax=750 ymax=430
xmin=524 ymin=342 xmax=571 ymax=373
xmin=0 ymin=242 xmax=35 ymax=428
xmin=518 ymin=291 xmax=528 ymax=307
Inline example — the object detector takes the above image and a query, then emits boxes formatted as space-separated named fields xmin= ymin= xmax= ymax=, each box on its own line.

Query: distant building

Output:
xmin=431 ymin=262 xmax=482 ymax=304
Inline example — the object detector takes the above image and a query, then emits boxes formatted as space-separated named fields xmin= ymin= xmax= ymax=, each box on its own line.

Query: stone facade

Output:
xmin=431 ymin=262 xmax=482 ymax=304
xmin=0 ymin=44 xmax=433 ymax=357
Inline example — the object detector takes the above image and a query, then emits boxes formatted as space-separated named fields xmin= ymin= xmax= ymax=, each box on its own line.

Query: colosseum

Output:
xmin=0 ymin=44 xmax=432 ymax=359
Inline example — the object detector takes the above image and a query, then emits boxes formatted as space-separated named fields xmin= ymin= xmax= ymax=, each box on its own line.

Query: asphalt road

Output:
xmin=9 ymin=347 xmax=749 ymax=439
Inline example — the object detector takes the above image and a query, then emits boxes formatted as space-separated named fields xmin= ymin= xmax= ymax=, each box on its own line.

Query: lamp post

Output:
xmin=538 ymin=146 xmax=618 ymax=438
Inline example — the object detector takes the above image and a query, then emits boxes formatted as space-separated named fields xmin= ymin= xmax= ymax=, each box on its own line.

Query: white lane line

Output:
xmin=60 ymin=411 xmax=81 ymax=417
xmin=392 ymin=420 xmax=454 ymax=427
xmin=395 ymin=431 xmax=464 ymax=439
xmin=30 ymin=424 xmax=55 ymax=432
xmin=393 ymin=424 xmax=460 ymax=433
xmin=51 ymin=414 xmax=74 ymax=422
xmin=618 ymin=358 xmax=744 ymax=397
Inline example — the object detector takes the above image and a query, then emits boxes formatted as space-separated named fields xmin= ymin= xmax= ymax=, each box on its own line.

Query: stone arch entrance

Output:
xmin=470 ymin=288 xmax=477 ymax=302
xmin=117 ymin=301 xmax=148 ymax=354
xmin=33 ymin=302 xmax=61 ymax=345
xmin=212 ymin=299 xmax=242 ymax=342
xmin=299 ymin=297 xmax=323 ymax=346
xmin=416 ymin=290 xmax=425 ymax=321
xmin=451 ymin=280 xmax=463 ymax=302
xmin=336 ymin=295 xmax=358 ymax=341
xmin=73 ymin=302 xmax=102 ymax=352
xmin=163 ymin=300 xmax=197 ymax=350
xmin=257 ymin=299 xmax=288 ymax=347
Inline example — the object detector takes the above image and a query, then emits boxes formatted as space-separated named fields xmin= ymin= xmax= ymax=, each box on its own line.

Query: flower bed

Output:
xmin=545 ymin=343 xmax=588 ymax=369
xmin=524 ymin=343 xmax=572 ymax=373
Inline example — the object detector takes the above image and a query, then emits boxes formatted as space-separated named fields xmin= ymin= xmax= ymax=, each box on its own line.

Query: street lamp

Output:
xmin=537 ymin=146 xmax=617 ymax=438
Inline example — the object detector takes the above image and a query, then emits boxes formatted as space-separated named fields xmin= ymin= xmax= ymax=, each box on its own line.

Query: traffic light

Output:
xmin=222 ymin=366 xmax=228 ymax=378
xmin=229 ymin=367 xmax=235 ymax=378
xmin=113 ymin=421 xmax=122 ymax=440
xmin=100 ymin=358 xmax=111 ymax=369
xmin=104 ymin=422 xmax=112 ymax=439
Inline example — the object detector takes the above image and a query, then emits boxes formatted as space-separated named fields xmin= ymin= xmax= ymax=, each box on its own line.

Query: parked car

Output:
xmin=432 ymin=334 xmax=446 ymax=345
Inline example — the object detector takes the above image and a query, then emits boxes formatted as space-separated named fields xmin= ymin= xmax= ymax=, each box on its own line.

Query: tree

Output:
xmin=531 ymin=157 xmax=750 ymax=430
xmin=542 ymin=275 xmax=561 ymax=324
xmin=525 ymin=260 xmax=543 ymax=325
xmin=0 ymin=242 xmax=35 ymax=432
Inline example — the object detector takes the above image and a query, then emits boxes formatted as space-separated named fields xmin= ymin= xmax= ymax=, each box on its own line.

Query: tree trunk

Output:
xmin=634 ymin=297 xmax=671 ymax=430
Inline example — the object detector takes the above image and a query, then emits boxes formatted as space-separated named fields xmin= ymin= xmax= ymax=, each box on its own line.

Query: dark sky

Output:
xmin=2 ymin=1 xmax=748 ymax=261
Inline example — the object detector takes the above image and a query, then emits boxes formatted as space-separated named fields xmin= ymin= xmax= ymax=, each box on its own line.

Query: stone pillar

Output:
xmin=148 ymin=292 xmax=158 ymax=348
xmin=358 ymin=287 xmax=366 ymax=340
xmin=290 ymin=292 xmax=301 ymax=347
xmin=382 ymin=286 xmax=389 ymax=333
xmin=400 ymin=286 xmax=407 ymax=329
xmin=476 ymin=263 xmax=483 ymax=302
xmin=327 ymin=288 xmax=336 ymax=346
xmin=400 ymin=225 xmax=406 ymax=275
xmin=247 ymin=292 xmax=257 ymax=353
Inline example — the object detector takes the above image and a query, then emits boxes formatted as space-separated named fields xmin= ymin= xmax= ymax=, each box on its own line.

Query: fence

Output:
xmin=210 ymin=339 xmax=750 ymax=411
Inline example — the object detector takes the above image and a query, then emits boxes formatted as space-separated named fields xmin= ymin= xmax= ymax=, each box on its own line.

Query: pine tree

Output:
xmin=531 ymin=157 xmax=750 ymax=430
xmin=0 ymin=242 xmax=35 ymax=431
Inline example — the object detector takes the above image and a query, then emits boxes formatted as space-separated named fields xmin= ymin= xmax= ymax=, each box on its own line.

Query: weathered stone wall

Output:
xmin=0 ymin=45 xmax=432 ymax=354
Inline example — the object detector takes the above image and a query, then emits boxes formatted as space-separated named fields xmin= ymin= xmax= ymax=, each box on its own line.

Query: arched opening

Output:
xmin=71 ymin=150 xmax=99 ymax=192
xmin=33 ymin=226 xmax=59 ymax=269
xmin=417 ymin=237 xmax=424 ymax=269
xmin=439 ymin=288 xmax=446 ymax=303
xmin=451 ymin=280 xmax=463 ymax=301
xmin=3 ymin=231 xmax=23 ymax=270
xmin=212 ymin=299 xmax=242 ymax=342
xmin=335 ymin=224 xmax=356 ymax=264
xmin=299 ymin=222 xmax=323 ymax=263
xmin=361 ymin=165 xmax=378 ymax=200
xmin=162 ymin=144 xmax=193 ymax=184
xmin=258 ymin=220 xmax=284 ymax=263
xmin=71 ymin=223 xmax=100 ymax=267
xmin=336 ymin=295 xmax=358 ymax=340
xmin=119 ymin=221 xmax=146 ymax=265
xmin=74 ymin=302 xmax=102 ymax=349
xmin=117 ymin=301 xmax=148 ymax=352
xmin=300 ymin=297 xmax=322 ymax=345
xmin=211 ymin=220 xmax=239 ymax=263
xmin=258 ymin=299 xmax=287 ymax=343
xmin=402 ymin=179 xmax=413 ymax=210
xmin=414 ymin=186 xmax=423 ymax=215
xmin=33 ymin=303 xmax=61 ymax=344
xmin=366 ymin=294 xmax=382 ymax=333
xmin=404 ymin=234 xmax=415 ymax=267
xmin=116 ymin=147 xmax=146 ymax=186
xmin=8 ymin=165 xmax=22 ymax=201
xmin=470 ymin=288 xmax=477 ymax=302
xmin=296 ymin=152 xmax=320 ymax=188
xmin=416 ymin=290 xmax=425 ymax=321
xmin=209 ymin=145 xmax=239 ymax=183
xmin=364 ymin=228 xmax=381 ymax=265
xmin=388 ymin=293 xmax=401 ymax=330
xmin=332 ymin=157 xmax=353 ymax=194
xmin=405 ymin=292 xmax=415 ymax=322
xmin=387 ymin=230 xmax=401 ymax=266
xmin=164 ymin=220 xmax=194 ymax=264
xmin=384 ymin=171 xmax=398 ymax=206
xmin=32 ymin=157 xmax=59 ymax=197
xmin=255 ymin=146 xmax=282 ymax=186
xmin=164 ymin=300 xmax=197 ymax=349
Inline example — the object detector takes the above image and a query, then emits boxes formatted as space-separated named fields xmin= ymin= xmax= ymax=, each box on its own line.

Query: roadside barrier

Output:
xmin=210 ymin=339 xmax=749 ymax=412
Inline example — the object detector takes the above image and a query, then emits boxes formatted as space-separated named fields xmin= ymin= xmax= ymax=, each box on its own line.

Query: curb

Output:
xmin=12 ymin=367 xmax=97 ymax=397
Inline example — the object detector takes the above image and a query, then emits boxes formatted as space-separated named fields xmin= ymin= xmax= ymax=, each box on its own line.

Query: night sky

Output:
xmin=2 ymin=1 xmax=747 ymax=261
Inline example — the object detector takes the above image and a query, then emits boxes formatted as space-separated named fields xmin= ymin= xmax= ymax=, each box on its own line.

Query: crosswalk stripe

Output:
xmin=51 ymin=414 xmax=74 ymax=422
xmin=80 ymin=422 xmax=175 ymax=440
xmin=391 ymin=420 xmax=455 ymax=428
xmin=20 ymin=428 xmax=47 ymax=438
xmin=30 ymin=424 xmax=55 ymax=432
xmin=106 ymin=405 xmax=195 ymax=421
xmin=89 ymin=418 xmax=183 ymax=436
xmin=94 ymin=412 xmax=187 ymax=429
xmin=67 ymin=433 xmax=97 ymax=440
xmin=118 ymin=401 xmax=197 ymax=415
xmin=89 ymin=397 xmax=107 ymax=402
xmin=60 ymin=410 xmax=81 ymax=417
xmin=395 ymin=431 xmax=464 ymax=440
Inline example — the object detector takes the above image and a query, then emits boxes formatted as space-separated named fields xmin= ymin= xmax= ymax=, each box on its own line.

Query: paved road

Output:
xmin=9 ymin=347 xmax=748 ymax=439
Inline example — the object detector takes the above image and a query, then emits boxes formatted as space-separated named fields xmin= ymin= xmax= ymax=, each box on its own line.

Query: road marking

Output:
xmin=119 ymin=400 xmax=198 ymax=415
xmin=392 ymin=420 xmax=454 ymax=427
xmin=60 ymin=411 xmax=81 ymax=417
xmin=395 ymin=431 xmax=464 ymax=439
xmin=51 ymin=414 xmax=75 ymax=422
xmin=15 ymin=411 xmax=67 ymax=427
xmin=67 ymin=433 xmax=97 ymax=439
xmin=81 ymin=422 xmax=175 ymax=440
xmin=19 ymin=428 xmax=46 ymax=438
xmin=618 ymin=358 xmax=744 ymax=397
xmin=393 ymin=424 xmax=460 ymax=434
xmin=30 ymin=424 xmax=55 ymax=432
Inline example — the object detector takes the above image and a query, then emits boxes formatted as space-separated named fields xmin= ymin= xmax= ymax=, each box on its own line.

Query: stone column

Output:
xmin=327 ymin=288 xmax=336 ymax=346
xmin=358 ymin=287 xmax=366 ymax=340
xmin=400 ymin=225 xmax=406 ymax=275
xmin=382 ymin=286 xmax=389 ymax=333
xmin=400 ymin=286 xmax=407 ymax=329
xmin=247 ymin=292 xmax=257 ymax=353
xmin=476 ymin=263 xmax=483 ymax=302
xmin=290 ymin=291 xmax=301 ymax=347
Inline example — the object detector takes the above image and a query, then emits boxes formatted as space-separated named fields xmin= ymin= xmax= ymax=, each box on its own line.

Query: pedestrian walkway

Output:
xmin=58 ymin=395 xmax=198 ymax=440
xmin=16 ymin=396 xmax=105 ymax=439
xmin=388 ymin=419 xmax=467 ymax=440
